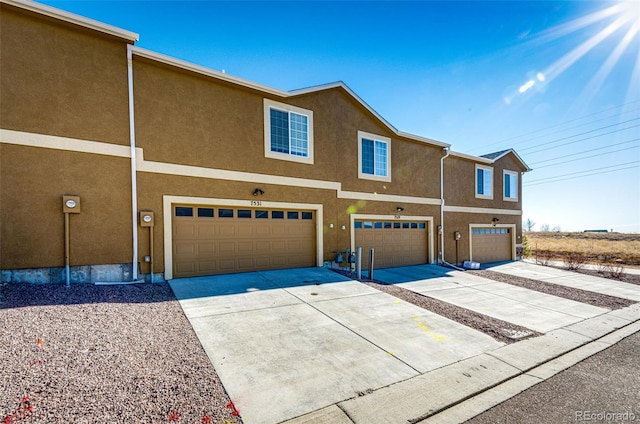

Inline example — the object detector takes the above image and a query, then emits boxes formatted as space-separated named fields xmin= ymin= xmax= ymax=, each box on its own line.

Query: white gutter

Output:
xmin=439 ymin=147 xmax=450 ymax=264
xmin=127 ymin=45 xmax=139 ymax=281
xmin=2 ymin=0 xmax=139 ymax=42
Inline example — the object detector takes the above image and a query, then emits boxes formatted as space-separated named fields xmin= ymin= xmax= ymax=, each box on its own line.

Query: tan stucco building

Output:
xmin=0 ymin=0 xmax=530 ymax=283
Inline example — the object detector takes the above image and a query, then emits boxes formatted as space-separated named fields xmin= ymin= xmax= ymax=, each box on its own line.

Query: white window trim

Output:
xmin=264 ymin=98 xmax=314 ymax=165
xmin=503 ymin=170 xmax=518 ymax=202
xmin=357 ymin=130 xmax=391 ymax=182
xmin=475 ymin=164 xmax=493 ymax=200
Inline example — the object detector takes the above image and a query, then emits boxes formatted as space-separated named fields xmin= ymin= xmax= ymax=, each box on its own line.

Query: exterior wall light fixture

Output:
xmin=396 ymin=206 xmax=404 ymax=212
xmin=253 ymin=188 xmax=265 ymax=196
xmin=492 ymin=217 xmax=499 ymax=226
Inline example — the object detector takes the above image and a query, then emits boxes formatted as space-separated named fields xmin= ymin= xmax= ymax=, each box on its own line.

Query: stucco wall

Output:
xmin=444 ymin=154 xmax=524 ymax=209
xmin=132 ymin=57 xmax=444 ymax=199
xmin=442 ymin=211 xmax=522 ymax=264
xmin=0 ymin=145 xmax=132 ymax=269
xmin=0 ymin=4 xmax=130 ymax=144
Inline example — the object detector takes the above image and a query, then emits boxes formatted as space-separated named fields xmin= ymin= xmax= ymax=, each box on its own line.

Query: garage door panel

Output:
xmin=355 ymin=221 xmax=428 ymax=270
xmin=471 ymin=227 xmax=512 ymax=263
xmin=175 ymin=262 xmax=196 ymax=274
xmin=218 ymin=259 xmax=236 ymax=272
xmin=217 ymin=242 xmax=236 ymax=254
xmin=175 ymin=223 xmax=197 ymax=238
xmin=172 ymin=206 xmax=316 ymax=277
xmin=237 ymin=226 xmax=254 ymax=237
xmin=175 ymin=243 xmax=196 ymax=255
xmin=198 ymin=261 xmax=216 ymax=272
xmin=270 ymin=256 xmax=288 ymax=266
xmin=237 ymin=241 xmax=254 ymax=253
xmin=196 ymin=223 xmax=215 ymax=238
xmin=218 ymin=226 xmax=236 ymax=237
xmin=255 ymin=241 xmax=271 ymax=252
xmin=255 ymin=226 xmax=271 ymax=236
xmin=196 ymin=242 xmax=215 ymax=254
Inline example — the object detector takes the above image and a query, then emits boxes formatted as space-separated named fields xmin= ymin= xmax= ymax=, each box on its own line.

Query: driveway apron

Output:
xmin=169 ymin=267 xmax=502 ymax=424
xmin=375 ymin=265 xmax=609 ymax=333
xmin=487 ymin=261 xmax=640 ymax=301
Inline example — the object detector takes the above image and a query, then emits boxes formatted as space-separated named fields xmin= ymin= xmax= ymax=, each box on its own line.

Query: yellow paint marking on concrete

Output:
xmin=416 ymin=322 xmax=447 ymax=342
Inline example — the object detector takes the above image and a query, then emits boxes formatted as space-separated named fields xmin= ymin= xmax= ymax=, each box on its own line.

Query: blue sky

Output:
xmin=41 ymin=0 xmax=640 ymax=232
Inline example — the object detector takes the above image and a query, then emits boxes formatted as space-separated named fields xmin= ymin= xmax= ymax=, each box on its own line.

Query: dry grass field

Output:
xmin=525 ymin=232 xmax=640 ymax=267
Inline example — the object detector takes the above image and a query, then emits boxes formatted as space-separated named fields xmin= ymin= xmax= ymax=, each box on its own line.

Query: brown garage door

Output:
xmin=172 ymin=206 xmax=316 ymax=278
xmin=354 ymin=220 xmax=428 ymax=269
xmin=471 ymin=227 xmax=512 ymax=263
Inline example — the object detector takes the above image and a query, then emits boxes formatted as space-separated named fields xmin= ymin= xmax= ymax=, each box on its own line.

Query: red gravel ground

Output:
xmin=0 ymin=283 xmax=242 ymax=424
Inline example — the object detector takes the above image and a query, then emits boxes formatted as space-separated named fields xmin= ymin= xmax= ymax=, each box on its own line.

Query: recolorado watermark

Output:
xmin=575 ymin=410 xmax=636 ymax=422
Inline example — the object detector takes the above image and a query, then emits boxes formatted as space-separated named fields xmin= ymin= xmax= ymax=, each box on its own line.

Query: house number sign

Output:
xmin=250 ymin=200 xmax=262 ymax=207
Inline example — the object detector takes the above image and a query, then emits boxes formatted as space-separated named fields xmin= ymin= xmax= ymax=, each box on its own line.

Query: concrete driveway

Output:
xmin=374 ymin=265 xmax=609 ymax=333
xmin=169 ymin=267 xmax=502 ymax=424
xmin=487 ymin=261 xmax=640 ymax=301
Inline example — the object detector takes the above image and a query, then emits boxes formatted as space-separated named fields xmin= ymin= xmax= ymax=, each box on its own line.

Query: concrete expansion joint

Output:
xmin=419 ymin=314 xmax=640 ymax=424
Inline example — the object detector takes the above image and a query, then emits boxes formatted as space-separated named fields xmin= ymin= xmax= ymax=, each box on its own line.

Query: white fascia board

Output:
xmin=291 ymin=82 xmax=450 ymax=149
xmin=131 ymin=46 xmax=288 ymax=97
xmin=396 ymin=131 xmax=450 ymax=148
xmin=133 ymin=51 xmax=451 ymax=150
xmin=489 ymin=149 xmax=532 ymax=172
xmin=2 ymin=0 xmax=139 ymax=42
xmin=449 ymin=150 xmax=494 ymax=164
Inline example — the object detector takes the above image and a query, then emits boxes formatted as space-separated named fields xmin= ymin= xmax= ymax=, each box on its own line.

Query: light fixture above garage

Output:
xmin=396 ymin=206 xmax=404 ymax=212
xmin=492 ymin=217 xmax=499 ymax=226
xmin=253 ymin=188 xmax=265 ymax=196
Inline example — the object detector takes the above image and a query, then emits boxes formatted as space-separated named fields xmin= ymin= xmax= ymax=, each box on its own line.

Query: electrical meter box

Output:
xmin=140 ymin=211 xmax=155 ymax=227
xmin=62 ymin=195 xmax=81 ymax=213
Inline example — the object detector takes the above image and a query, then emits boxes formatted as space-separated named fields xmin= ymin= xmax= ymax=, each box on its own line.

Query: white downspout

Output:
xmin=439 ymin=147 xmax=450 ymax=265
xmin=127 ymin=44 xmax=139 ymax=281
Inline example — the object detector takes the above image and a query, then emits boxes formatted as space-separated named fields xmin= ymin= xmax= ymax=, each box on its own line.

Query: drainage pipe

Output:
xmin=64 ymin=212 xmax=70 ymax=287
xmin=127 ymin=44 xmax=139 ymax=281
xmin=439 ymin=148 xmax=450 ymax=265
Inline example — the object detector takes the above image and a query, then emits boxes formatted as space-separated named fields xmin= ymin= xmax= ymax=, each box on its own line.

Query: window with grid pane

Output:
xmin=475 ymin=165 xmax=493 ymax=199
xmin=264 ymin=99 xmax=313 ymax=164
xmin=358 ymin=131 xmax=391 ymax=181
xmin=504 ymin=170 xmax=518 ymax=201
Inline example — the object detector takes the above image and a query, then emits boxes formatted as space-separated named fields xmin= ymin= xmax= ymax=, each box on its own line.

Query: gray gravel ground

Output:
xmin=362 ymin=281 xmax=542 ymax=344
xmin=0 ymin=283 xmax=242 ymax=424
xmin=464 ymin=330 xmax=640 ymax=424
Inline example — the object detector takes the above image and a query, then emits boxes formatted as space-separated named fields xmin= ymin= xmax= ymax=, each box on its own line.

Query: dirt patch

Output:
xmin=0 ymin=283 xmax=242 ymax=424
xmin=468 ymin=270 xmax=635 ymax=310
xmin=526 ymin=232 xmax=640 ymax=266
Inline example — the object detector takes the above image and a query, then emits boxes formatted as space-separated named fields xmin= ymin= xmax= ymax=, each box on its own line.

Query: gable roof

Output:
xmin=132 ymin=47 xmax=450 ymax=148
xmin=449 ymin=148 xmax=532 ymax=172
xmin=481 ymin=149 xmax=531 ymax=171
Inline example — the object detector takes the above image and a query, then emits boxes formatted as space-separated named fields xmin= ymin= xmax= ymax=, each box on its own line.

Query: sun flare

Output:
xmin=504 ymin=0 xmax=640 ymax=106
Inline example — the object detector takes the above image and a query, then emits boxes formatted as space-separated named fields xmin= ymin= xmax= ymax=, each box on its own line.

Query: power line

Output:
xmin=472 ymin=99 xmax=640 ymax=152
xmin=499 ymin=107 xmax=640 ymax=150
xmin=523 ymin=164 xmax=639 ymax=186
xmin=523 ymin=161 xmax=639 ymax=186
xmin=518 ymin=118 xmax=640 ymax=153
xmin=523 ymin=124 xmax=640 ymax=155
xmin=529 ymin=138 xmax=640 ymax=165
xmin=533 ymin=145 xmax=640 ymax=169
